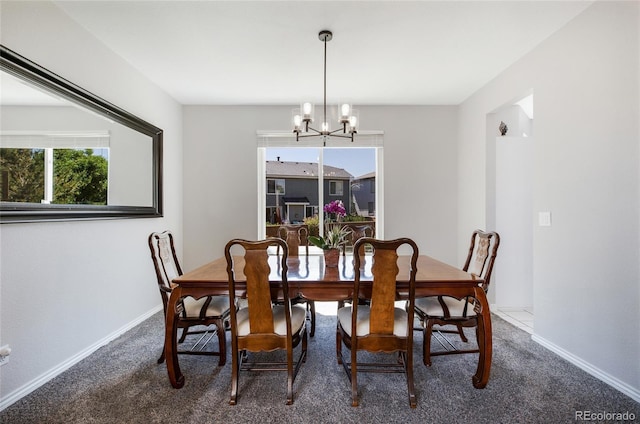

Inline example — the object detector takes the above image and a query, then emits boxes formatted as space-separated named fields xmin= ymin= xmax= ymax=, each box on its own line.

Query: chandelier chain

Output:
xmin=292 ymin=30 xmax=358 ymax=144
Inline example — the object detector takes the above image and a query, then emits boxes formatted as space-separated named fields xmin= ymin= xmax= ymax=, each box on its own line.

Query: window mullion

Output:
xmin=318 ymin=148 xmax=324 ymax=237
xmin=43 ymin=148 xmax=54 ymax=204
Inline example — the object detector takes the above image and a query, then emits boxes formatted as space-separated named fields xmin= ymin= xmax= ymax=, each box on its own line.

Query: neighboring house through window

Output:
xmin=351 ymin=171 xmax=376 ymax=216
xmin=329 ymin=180 xmax=343 ymax=196
xmin=267 ymin=178 xmax=285 ymax=195
xmin=258 ymin=144 xmax=381 ymax=239
xmin=264 ymin=158 xmax=351 ymax=224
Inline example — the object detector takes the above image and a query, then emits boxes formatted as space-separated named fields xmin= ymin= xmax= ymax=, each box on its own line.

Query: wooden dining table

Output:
xmin=166 ymin=254 xmax=492 ymax=390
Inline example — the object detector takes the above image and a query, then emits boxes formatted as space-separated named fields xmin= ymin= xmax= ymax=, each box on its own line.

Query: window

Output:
xmin=0 ymin=146 xmax=109 ymax=205
xmin=267 ymin=178 xmax=285 ymax=195
xmin=261 ymin=146 xmax=379 ymax=240
xmin=329 ymin=180 xmax=343 ymax=196
xmin=305 ymin=205 xmax=317 ymax=218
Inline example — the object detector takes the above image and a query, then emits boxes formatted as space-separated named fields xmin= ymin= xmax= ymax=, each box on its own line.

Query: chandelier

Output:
xmin=292 ymin=30 xmax=358 ymax=144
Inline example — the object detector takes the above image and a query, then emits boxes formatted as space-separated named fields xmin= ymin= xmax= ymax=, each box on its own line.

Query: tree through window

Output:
xmin=0 ymin=147 xmax=108 ymax=204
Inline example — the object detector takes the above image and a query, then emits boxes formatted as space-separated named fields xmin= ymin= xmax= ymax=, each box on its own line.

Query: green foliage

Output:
xmin=308 ymin=225 xmax=349 ymax=250
xmin=53 ymin=149 xmax=107 ymax=204
xmin=0 ymin=148 xmax=107 ymax=205
xmin=303 ymin=215 xmax=319 ymax=226
xmin=303 ymin=215 xmax=319 ymax=236
xmin=342 ymin=213 xmax=369 ymax=222
xmin=0 ymin=148 xmax=45 ymax=202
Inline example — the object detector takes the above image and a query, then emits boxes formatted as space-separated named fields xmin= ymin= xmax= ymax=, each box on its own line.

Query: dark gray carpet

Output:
xmin=1 ymin=310 xmax=638 ymax=423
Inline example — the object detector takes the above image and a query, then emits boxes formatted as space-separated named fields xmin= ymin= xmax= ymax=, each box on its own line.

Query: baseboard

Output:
xmin=0 ymin=305 xmax=163 ymax=412
xmin=532 ymin=334 xmax=640 ymax=403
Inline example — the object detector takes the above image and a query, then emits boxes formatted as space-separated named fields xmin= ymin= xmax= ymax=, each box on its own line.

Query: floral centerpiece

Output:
xmin=323 ymin=200 xmax=346 ymax=222
xmin=308 ymin=225 xmax=349 ymax=250
xmin=308 ymin=225 xmax=349 ymax=267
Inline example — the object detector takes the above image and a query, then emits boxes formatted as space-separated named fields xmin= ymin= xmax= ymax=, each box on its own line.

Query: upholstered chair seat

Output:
xmin=414 ymin=296 xmax=476 ymax=318
xmin=337 ymin=305 xmax=408 ymax=337
xmin=183 ymin=296 xmax=231 ymax=318
xmin=236 ymin=304 xmax=306 ymax=336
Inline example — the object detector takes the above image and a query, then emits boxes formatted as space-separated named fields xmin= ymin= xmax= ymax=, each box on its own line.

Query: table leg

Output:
xmin=165 ymin=289 xmax=185 ymax=388
xmin=472 ymin=287 xmax=492 ymax=389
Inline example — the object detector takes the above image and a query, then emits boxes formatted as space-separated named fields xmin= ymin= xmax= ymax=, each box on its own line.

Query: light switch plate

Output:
xmin=539 ymin=211 xmax=551 ymax=227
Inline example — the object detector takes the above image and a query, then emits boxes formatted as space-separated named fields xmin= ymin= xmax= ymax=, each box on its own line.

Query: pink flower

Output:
xmin=323 ymin=200 xmax=346 ymax=217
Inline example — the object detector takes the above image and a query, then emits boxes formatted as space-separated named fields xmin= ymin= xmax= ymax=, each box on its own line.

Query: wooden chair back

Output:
xmin=277 ymin=224 xmax=315 ymax=335
xmin=352 ymin=237 xmax=419 ymax=347
xmin=350 ymin=224 xmax=373 ymax=242
xmin=278 ymin=224 xmax=309 ymax=257
xmin=148 ymin=231 xmax=182 ymax=313
xmin=225 ymin=238 xmax=292 ymax=348
xmin=344 ymin=224 xmax=373 ymax=256
xmin=462 ymin=230 xmax=500 ymax=292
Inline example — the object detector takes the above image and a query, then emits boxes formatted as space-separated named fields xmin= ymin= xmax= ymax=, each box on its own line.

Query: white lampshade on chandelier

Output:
xmin=292 ymin=30 xmax=359 ymax=144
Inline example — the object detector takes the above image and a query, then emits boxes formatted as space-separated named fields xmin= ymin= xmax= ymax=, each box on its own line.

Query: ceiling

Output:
xmin=52 ymin=1 xmax=593 ymax=106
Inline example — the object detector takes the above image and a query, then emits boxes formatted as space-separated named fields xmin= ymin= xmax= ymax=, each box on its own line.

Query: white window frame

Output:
xmin=257 ymin=131 xmax=384 ymax=240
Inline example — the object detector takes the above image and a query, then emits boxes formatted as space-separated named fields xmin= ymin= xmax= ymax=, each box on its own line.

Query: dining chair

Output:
xmin=225 ymin=238 xmax=308 ymax=405
xmin=336 ymin=237 xmax=419 ymax=408
xmin=335 ymin=223 xmax=374 ymax=311
xmin=342 ymin=223 xmax=374 ymax=256
xmin=276 ymin=224 xmax=316 ymax=337
xmin=277 ymin=224 xmax=309 ymax=257
xmin=148 ymin=231 xmax=230 ymax=366
xmin=414 ymin=229 xmax=500 ymax=366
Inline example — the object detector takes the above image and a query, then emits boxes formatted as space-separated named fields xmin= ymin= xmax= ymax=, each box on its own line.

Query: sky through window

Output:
xmin=265 ymin=148 xmax=375 ymax=178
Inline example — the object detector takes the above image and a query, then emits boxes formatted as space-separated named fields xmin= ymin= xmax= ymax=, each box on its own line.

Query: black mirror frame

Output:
xmin=0 ymin=45 xmax=163 ymax=223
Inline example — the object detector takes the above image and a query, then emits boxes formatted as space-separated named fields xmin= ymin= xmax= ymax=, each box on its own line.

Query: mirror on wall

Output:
xmin=0 ymin=45 xmax=163 ymax=223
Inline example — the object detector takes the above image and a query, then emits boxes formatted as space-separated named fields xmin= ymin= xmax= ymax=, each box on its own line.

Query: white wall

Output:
xmin=182 ymin=105 xmax=459 ymax=270
xmin=495 ymin=136 xmax=533 ymax=309
xmin=458 ymin=1 xmax=639 ymax=399
xmin=0 ymin=1 xmax=183 ymax=407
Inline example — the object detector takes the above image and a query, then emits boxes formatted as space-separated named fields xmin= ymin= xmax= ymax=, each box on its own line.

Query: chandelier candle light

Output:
xmin=293 ymin=30 xmax=359 ymax=145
